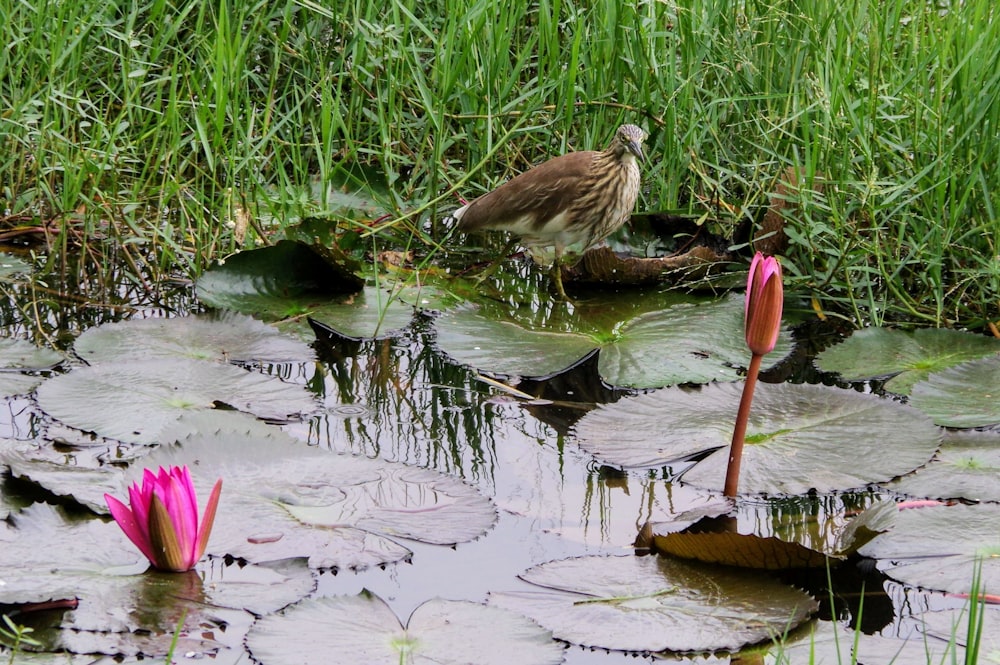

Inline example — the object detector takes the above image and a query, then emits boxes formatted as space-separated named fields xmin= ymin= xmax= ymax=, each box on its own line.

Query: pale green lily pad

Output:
xmin=246 ymin=592 xmax=564 ymax=665
xmin=194 ymin=240 xmax=417 ymax=338
xmin=858 ymin=503 xmax=1000 ymax=595
xmin=0 ymin=337 xmax=63 ymax=397
xmin=489 ymin=555 xmax=817 ymax=653
xmin=433 ymin=306 xmax=598 ymax=379
xmin=34 ymin=358 xmax=318 ymax=444
xmin=435 ymin=294 xmax=793 ymax=386
xmin=0 ymin=502 xmax=312 ymax=658
xmin=0 ymin=254 xmax=31 ymax=280
xmin=890 ymin=430 xmax=1000 ymax=502
xmin=72 ymin=312 xmax=314 ymax=364
xmin=598 ymin=295 xmax=794 ymax=387
xmin=303 ymin=286 xmax=417 ymax=340
xmin=917 ymin=607 xmax=1000 ymax=664
xmin=572 ymin=382 xmax=940 ymax=494
xmin=195 ymin=239 xmax=363 ymax=317
xmin=54 ymin=427 xmax=494 ymax=571
xmin=815 ymin=327 xmax=1000 ymax=395
xmin=909 ymin=355 xmax=1000 ymax=427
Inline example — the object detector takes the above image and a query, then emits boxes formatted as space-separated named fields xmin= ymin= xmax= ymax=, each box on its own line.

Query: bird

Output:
xmin=451 ymin=123 xmax=647 ymax=299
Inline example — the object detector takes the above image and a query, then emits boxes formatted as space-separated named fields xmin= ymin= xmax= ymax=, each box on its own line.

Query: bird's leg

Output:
xmin=470 ymin=237 xmax=518 ymax=284
xmin=549 ymin=244 xmax=570 ymax=301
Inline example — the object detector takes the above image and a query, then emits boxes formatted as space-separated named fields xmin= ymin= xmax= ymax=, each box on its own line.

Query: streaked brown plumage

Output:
xmin=453 ymin=124 xmax=647 ymax=298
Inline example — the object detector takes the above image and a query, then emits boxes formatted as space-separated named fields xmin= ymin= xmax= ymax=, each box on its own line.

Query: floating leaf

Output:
xmin=72 ymin=312 xmax=314 ymax=364
xmin=652 ymin=498 xmax=895 ymax=569
xmin=433 ymin=306 xmax=597 ymax=379
xmin=0 ymin=254 xmax=31 ymax=280
xmin=489 ymin=555 xmax=817 ymax=653
xmin=858 ymin=503 xmax=1000 ymax=595
xmin=0 ymin=503 xmax=312 ymax=658
xmin=247 ymin=592 xmax=563 ymax=665
xmin=35 ymin=358 xmax=318 ymax=444
xmin=598 ymin=294 xmax=794 ymax=387
xmin=435 ymin=294 xmax=794 ymax=386
xmin=195 ymin=239 xmax=364 ymax=317
xmin=890 ymin=430 xmax=1000 ymax=502
xmin=909 ymin=355 xmax=1000 ymax=427
xmin=6 ymin=427 xmax=495 ymax=573
xmin=0 ymin=337 xmax=63 ymax=397
xmin=572 ymin=382 xmax=940 ymax=494
xmin=815 ymin=327 xmax=1000 ymax=395
xmin=303 ymin=286 xmax=417 ymax=340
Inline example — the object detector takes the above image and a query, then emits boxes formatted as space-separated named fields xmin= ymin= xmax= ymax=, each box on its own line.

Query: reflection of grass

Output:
xmin=3 ymin=0 xmax=998 ymax=327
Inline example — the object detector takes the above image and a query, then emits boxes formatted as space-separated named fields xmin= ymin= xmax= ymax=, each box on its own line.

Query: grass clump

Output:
xmin=1 ymin=0 xmax=997 ymax=327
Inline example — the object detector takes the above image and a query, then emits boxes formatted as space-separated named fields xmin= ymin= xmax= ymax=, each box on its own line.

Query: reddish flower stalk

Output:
xmin=724 ymin=253 xmax=783 ymax=497
xmin=105 ymin=466 xmax=222 ymax=572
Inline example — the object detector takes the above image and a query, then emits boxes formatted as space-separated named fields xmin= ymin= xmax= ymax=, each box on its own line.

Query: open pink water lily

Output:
xmin=744 ymin=252 xmax=784 ymax=356
xmin=104 ymin=466 xmax=222 ymax=572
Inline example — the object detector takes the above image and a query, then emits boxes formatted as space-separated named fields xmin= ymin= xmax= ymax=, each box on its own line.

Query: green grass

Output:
xmin=1 ymin=0 xmax=998 ymax=327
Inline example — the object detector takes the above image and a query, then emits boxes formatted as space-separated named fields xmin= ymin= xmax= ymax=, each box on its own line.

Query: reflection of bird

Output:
xmin=452 ymin=124 xmax=647 ymax=298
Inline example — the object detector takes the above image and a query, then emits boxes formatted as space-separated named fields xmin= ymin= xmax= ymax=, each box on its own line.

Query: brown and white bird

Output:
xmin=452 ymin=124 xmax=647 ymax=298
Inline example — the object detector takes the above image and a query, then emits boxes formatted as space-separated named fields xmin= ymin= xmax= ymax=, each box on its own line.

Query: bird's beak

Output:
xmin=628 ymin=140 xmax=645 ymax=163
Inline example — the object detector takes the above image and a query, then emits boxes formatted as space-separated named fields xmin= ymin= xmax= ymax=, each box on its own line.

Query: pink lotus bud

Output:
xmin=105 ymin=466 xmax=222 ymax=572
xmin=744 ymin=252 xmax=784 ymax=356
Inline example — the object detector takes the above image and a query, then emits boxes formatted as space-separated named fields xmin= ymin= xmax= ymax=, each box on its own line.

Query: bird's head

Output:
xmin=612 ymin=124 xmax=647 ymax=163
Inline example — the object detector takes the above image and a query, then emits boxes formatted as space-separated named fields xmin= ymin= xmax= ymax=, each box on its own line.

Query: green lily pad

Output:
xmin=890 ymin=430 xmax=1000 ymax=502
xmin=489 ymin=554 xmax=817 ymax=653
xmin=0 ymin=254 xmax=31 ymax=280
xmin=909 ymin=355 xmax=1000 ymax=427
xmin=72 ymin=312 xmax=314 ymax=364
xmin=34 ymin=358 xmax=319 ymax=445
xmin=246 ymin=592 xmax=564 ymax=665
xmin=598 ymin=294 xmax=794 ymax=387
xmin=435 ymin=294 xmax=794 ymax=386
xmin=815 ymin=327 xmax=1000 ymax=395
xmin=572 ymin=382 xmax=941 ymax=494
xmin=26 ymin=426 xmax=494 ymax=571
xmin=195 ymin=239 xmax=364 ymax=317
xmin=0 ymin=502 xmax=312 ymax=658
xmin=433 ymin=306 xmax=598 ymax=380
xmin=0 ymin=337 xmax=63 ymax=397
xmin=652 ymin=497 xmax=895 ymax=569
xmin=303 ymin=286 xmax=417 ymax=340
xmin=858 ymin=503 xmax=1000 ymax=595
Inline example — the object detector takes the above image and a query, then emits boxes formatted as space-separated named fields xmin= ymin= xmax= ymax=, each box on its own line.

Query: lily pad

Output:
xmin=303 ymin=286 xmax=417 ymax=340
xmin=0 ymin=337 xmax=63 ymax=397
xmin=651 ymin=498 xmax=895 ymax=569
xmin=598 ymin=294 xmax=794 ymax=387
xmin=434 ymin=294 xmax=794 ymax=386
xmin=571 ymin=382 xmax=941 ymax=494
xmin=246 ymin=592 xmax=564 ymax=665
xmin=72 ymin=312 xmax=314 ymax=364
xmin=91 ymin=428 xmax=496 ymax=571
xmin=195 ymin=239 xmax=363 ymax=317
xmin=0 ymin=502 xmax=313 ymax=658
xmin=489 ymin=554 xmax=817 ymax=653
xmin=890 ymin=430 xmax=1000 ymax=502
xmin=815 ymin=327 xmax=1000 ymax=395
xmin=858 ymin=503 xmax=1000 ymax=595
xmin=0 ymin=253 xmax=31 ymax=280
xmin=433 ymin=306 xmax=598 ymax=380
xmin=34 ymin=358 xmax=319 ymax=445
xmin=909 ymin=355 xmax=1000 ymax=427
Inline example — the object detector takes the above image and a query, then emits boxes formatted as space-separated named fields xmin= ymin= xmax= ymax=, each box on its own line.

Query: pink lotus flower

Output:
xmin=105 ymin=466 xmax=222 ymax=572
xmin=744 ymin=252 xmax=784 ymax=356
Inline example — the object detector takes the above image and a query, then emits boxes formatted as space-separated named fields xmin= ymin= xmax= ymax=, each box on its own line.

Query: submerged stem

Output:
xmin=724 ymin=353 xmax=763 ymax=497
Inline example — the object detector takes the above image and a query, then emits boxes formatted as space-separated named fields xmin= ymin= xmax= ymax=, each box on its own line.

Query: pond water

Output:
xmin=0 ymin=249 xmax=991 ymax=664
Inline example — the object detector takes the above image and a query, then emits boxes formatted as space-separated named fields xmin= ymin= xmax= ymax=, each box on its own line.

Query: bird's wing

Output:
xmin=455 ymin=151 xmax=596 ymax=232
